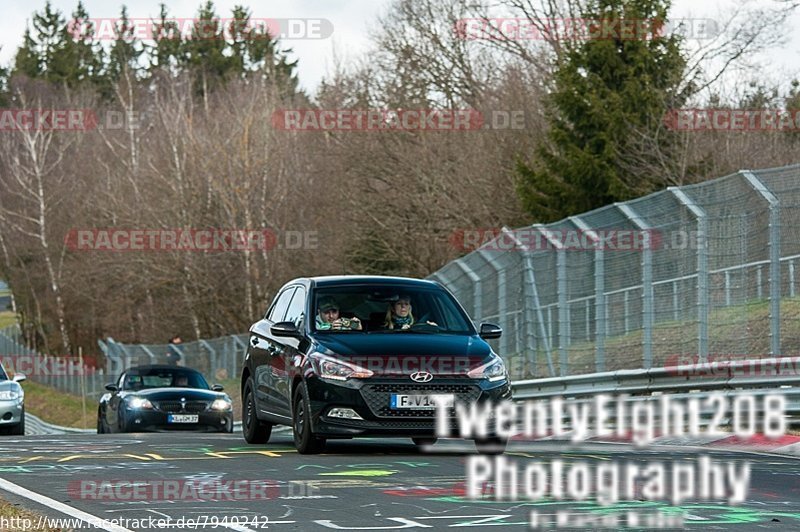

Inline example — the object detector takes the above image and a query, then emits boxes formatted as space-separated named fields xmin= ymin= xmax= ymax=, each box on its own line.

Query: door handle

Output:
xmin=267 ymin=345 xmax=279 ymax=355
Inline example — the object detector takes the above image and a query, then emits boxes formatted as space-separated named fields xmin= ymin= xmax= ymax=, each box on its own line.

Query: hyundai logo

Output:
xmin=410 ymin=371 xmax=433 ymax=383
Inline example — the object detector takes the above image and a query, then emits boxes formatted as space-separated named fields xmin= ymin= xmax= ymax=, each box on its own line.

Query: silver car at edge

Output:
xmin=0 ymin=362 xmax=25 ymax=435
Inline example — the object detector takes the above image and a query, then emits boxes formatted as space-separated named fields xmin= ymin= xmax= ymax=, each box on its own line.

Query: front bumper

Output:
xmin=125 ymin=410 xmax=233 ymax=432
xmin=305 ymin=375 xmax=512 ymax=438
xmin=0 ymin=400 xmax=23 ymax=426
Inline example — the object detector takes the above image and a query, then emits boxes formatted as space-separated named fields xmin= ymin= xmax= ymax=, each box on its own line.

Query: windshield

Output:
xmin=121 ymin=368 xmax=209 ymax=390
xmin=311 ymin=285 xmax=474 ymax=334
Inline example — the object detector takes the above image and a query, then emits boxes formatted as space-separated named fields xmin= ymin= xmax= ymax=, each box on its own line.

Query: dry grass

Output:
xmin=0 ymin=498 xmax=63 ymax=531
xmin=507 ymin=296 xmax=800 ymax=379
xmin=21 ymin=380 xmax=93 ymax=429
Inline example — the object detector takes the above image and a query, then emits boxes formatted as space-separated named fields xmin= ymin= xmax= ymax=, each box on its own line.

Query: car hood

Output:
xmin=118 ymin=388 xmax=224 ymax=401
xmin=313 ymin=333 xmax=492 ymax=373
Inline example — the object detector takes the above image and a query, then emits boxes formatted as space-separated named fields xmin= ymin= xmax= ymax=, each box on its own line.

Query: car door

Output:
xmin=270 ymin=286 xmax=307 ymax=417
xmin=250 ymin=287 xmax=295 ymax=417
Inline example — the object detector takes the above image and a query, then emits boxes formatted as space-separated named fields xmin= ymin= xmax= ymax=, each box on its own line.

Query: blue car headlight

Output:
xmin=127 ymin=396 xmax=153 ymax=409
xmin=468 ymin=356 xmax=508 ymax=382
xmin=0 ymin=391 xmax=20 ymax=401
xmin=211 ymin=398 xmax=232 ymax=411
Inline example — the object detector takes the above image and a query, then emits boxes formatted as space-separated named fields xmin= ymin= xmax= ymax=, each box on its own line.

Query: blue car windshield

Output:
xmin=311 ymin=285 xmax=474 ymax=334
xmin=122 ymin=369 xmax=209 ymax=390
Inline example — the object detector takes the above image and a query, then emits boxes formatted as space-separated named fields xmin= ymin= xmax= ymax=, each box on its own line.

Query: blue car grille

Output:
xmin=154 ymin=400 xmax=209 ymax=414
xmin=360 ymin=383 xmax=481 ymax=418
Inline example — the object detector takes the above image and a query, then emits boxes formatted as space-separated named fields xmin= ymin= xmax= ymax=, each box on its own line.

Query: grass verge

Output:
xmin=0 ymin=498 xmax=62 ymax=531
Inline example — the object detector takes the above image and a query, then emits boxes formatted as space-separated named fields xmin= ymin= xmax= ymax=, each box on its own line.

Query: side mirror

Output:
xmin=479 ymin=322 xmax=502 ymax=340
xmin=211 ymin=384 xmax=224 ymax=392
xmin=105 ymin=383 xmax=118 ymax=392
xmin=12 ymin=373 xmax=26 ymax=383
xmin=271 ymin=321 xmax=301 ymax=338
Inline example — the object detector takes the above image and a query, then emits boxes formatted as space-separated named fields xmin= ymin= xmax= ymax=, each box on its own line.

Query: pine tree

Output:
xmin=516 ymin=0 xmax=689 ymax=221
xmin=107 ymin=5 xmax=144 ymax=82
xmin=148 ymin=4 xmax=182 ymax=73
xmin=182 ymin=1 xmax=234 ymax=107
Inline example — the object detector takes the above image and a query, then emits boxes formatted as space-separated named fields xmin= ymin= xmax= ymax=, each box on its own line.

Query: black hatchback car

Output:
xmin=241 ymin=276 xmax=512 ymax=453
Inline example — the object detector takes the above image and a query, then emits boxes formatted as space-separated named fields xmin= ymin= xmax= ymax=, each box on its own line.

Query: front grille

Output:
xmin=361 ymin=382 xmax=481 ymax=418
xmin=154 ymin=400 xmax=209 ymax=414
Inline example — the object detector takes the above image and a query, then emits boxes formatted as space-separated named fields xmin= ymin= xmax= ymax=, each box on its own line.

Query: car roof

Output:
xmin=298 ymin=275 xmax=441 ymax=289
xmin=124 ymin=365 xmax=201 ymax=373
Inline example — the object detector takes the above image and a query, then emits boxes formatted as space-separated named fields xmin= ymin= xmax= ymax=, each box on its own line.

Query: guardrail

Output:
xmin=511 ymin=356 xmax=800 ymax=399
xmin=511 ymin=356 xmax=800 ymax=427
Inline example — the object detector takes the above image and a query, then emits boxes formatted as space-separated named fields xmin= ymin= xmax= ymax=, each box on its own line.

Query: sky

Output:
xmin=0 ymin=0 xmax=797 ymax=96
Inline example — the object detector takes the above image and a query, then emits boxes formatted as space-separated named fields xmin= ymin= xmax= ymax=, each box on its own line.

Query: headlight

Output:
xmin=311 ymin=354 xmax=373 ymax=381
xmin=211 ymin=398 xmax=232 ymax=411
xmin=127 ymin=396 xmax=153 ymax=409
xmin=468 ymin=356 xmax=508 ymax=382
xmin=0 ymin=391 xmax=20 ymax=401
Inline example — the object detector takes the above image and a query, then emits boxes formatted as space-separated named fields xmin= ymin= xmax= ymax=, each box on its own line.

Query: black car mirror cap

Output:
xmin=271 ymin=321 xmax=302 ymax=338
xmin=479 ymin=322 xmax=502 ymax=340
xmin=105 ymin=383 xmax=118 ymax=392
xmin=211 ymin=384 xmax=224 ymax=392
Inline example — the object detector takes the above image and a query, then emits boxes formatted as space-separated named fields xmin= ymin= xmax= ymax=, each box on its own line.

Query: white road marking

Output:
xmin=0 ymin=476 xmax=134 ymax=532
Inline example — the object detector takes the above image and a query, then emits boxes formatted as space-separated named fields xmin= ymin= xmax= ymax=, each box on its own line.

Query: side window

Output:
xmin=267 ymin=287 xmax=296 ymax=323
xmin=284 ymin=287 xmax=307 ymax=328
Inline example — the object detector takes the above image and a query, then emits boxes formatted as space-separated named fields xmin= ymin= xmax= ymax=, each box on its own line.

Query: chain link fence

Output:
xmin=430 ymin=164 xmax=800 ymax=379
xmin=0 ymin=324 xmax=107 ymax=399
xmin=99 ymin=334 xmax=248 ymax=384
xmin=5 ymin=165 xmax=800 ymax=386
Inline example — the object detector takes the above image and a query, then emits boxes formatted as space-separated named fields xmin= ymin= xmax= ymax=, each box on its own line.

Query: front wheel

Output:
xmin=292 ymin=383 xmax=325 ymax=454
xmin=97 ymin=408 xmax=107 ymax=434
xmin=9 ymin=410 xmax=24 ymax=436
xmin=242 ymin=379 xmax=272 ymax=444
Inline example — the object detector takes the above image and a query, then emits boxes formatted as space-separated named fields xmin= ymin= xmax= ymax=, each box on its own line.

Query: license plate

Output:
xmin=390 ymin=394 xmax=454 ymax=409
xmin=168 ymin=414 xmax=199 ymax=423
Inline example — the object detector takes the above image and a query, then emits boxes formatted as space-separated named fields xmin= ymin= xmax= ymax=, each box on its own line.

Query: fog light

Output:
xmin=327 ymin=408 xmax=363 ymax=420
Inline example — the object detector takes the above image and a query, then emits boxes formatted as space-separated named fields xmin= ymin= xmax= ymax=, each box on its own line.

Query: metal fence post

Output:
xmin=569 ymin=216 xmax=605 ymax=372
xmin=672 ymin=188 xmax=709 ymax=361
xmin=453 ymin=260 xmax=482 ymax=323
xmin=200 ymin=340 xmax=218 ymax=380
xmin=617 ymin=204 xmax=654 ymax=369
xmin=232 ymin=335 xmax=247 ymax=379
xmin=500 ymin=228 xmax=554 ymax=377
xmin=476 ymin=250 xmax=509 ymax=357
xmin=536 ymin=226 xmax=568 ymax=376
xmin=742 ymin=170 xmax=781 ymax=355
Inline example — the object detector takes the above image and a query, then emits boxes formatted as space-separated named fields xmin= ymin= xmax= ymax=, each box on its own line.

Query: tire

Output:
xmin=474 ymin=436 xmax=507 ymax=455
xmin=97 ymin=410 xmax=106 ymax=434
xmin=9 ymin=410 xmax=24 ymax=436
xmin=118 ymin=409 xmax=132 ymax=433
xmin=412 ymin=437 xmax=438 ymax=446
xmin=242 ymin=379 xmax=272 ymax=444
xmin=292 ymin=382 xmax=325 ymax=454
